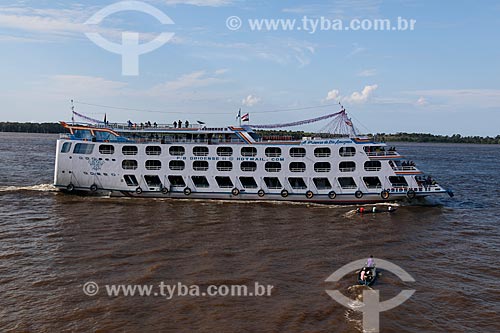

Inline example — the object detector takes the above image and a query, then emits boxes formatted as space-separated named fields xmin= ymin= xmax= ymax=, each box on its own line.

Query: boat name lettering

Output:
xmin=301 ymin=139 xmax=352 ymax=145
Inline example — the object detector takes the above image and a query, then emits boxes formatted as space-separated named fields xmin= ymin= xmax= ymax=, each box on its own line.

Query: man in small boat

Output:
xmin=360 ymin=269 xmax=366 ymax=281
xmin=366 ymin=255 xmax=375 ymax=268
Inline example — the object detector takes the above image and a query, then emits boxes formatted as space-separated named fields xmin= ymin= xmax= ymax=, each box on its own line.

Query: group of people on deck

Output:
xmin=173 ymin=120 xmax=190 ymax=128
xmin=127 ymin=120 xmax=158 ymax=129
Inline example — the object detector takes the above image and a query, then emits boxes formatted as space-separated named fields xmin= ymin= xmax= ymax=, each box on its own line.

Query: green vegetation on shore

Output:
xmin=1 ymin=122 xmax=499 ymax=144
xmin=0 ymin=122 xmax=64 ymax=134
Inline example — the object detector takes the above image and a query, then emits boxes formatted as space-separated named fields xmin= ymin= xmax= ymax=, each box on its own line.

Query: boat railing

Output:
xmin=392 ymin=166 xmax=418 ymax=171
xmin=339 ymin=167 xmax=356 ymax=172
xmin=265 ymin=168 xmax=282 ymax=172
xmin=364 ymin=167 xmax=382 ymax=171
xmin=365 ymin=151 xmax=399 ymax=157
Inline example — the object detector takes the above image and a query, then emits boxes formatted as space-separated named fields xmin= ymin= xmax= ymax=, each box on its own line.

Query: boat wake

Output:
xmin=342 ymin=285 xmax=377 ymax=332
xmin=0 ymin=184 xmax=58 ymax=193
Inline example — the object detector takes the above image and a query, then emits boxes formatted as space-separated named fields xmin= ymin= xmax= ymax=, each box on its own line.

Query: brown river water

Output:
xmin=0 ymin=132 xmax=499 ymax=332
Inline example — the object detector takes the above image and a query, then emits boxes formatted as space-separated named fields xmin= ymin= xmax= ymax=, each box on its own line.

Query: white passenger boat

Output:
xmin=53 ymin=109 xmax=452 ymax=203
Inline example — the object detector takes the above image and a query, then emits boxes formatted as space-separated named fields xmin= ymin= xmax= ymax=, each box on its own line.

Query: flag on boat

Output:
xmin=236 ymin=108 xmax=241 ymax=120
xmin=241 ymin=113 xmax=249 ymax=122
xmin=345 ymin=119 xmax=353 ymax=126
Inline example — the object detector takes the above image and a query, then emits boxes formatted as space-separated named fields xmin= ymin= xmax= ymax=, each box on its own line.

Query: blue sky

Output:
xmin=0 ymin=0 xmax=499 ymax=135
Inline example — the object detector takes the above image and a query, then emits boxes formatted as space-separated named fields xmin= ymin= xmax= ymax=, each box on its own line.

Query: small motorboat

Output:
xmin=357 ymin=266 xmax=377 ymax=286
xmin=356 ymin=206 xmax=397 ymax=214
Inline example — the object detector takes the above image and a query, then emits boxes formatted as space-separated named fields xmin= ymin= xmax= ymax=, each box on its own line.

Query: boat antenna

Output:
xmin=71 ymin=99 xmax=75 ymax=124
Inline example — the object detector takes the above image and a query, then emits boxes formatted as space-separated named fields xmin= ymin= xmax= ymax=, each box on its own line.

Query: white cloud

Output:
xmin=416 ymin=96 xmax=428 ymax=106
xmin=407 ymin=88 xmax=500 ymax=109
xmin=148 ymin=70 xmax=228 ymax=96
xmin=187 ymin=37 xmax=316 ymax=67
xmin=163 ymin=0 xmax=234 ymax=6
xmin=324 ymin=85 xmax=378 ymax=104
xmin=42 ymin=75 xmax=128 ymax=98
xmin=325 ymin=89 xmax=340 ymax=101
xmin=242 ymin=95 xmax=261 ymax=107
xmin=345 ymin=84 xmax=378 ymax=103
xmin=357 ymin=69 xmax=377 ymax=77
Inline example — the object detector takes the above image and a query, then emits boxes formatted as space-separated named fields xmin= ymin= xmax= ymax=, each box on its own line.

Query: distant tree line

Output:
xmin=256 ymin=130 xmax=500 ymax=144
xmin=0 ymin=123 xmax=498 ymax=144
xmin=0 ymin=122 xmax=64 ymax=133
xmin=373 ymin=132 xmax=500 ymax=144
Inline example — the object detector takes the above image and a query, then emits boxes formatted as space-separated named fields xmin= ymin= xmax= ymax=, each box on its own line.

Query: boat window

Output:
xmin=99 ymin=144 xmax=114 ymax=154
xmin=265 ymin=147 xmax=282 ymax=157
xmin=389 ymin=176 xmax=408 ymax=187
xmin=193 ymin=146 xmax=209 ymax=156
xmin=314 ymin=162 xmax=331 ymax=172
xmin=145 ymin=160 xmax=161 ymax=170
xmin=339 ymin=147 xmax=356 ymax=157
xmin=264 ymin=177 xmax=282 ymax=189
xmin=289 ymin=162 xmax=306 ymax=172
xmin=241 ymin=161 xmax=257 ymax=172
xmin=122 ymin=160 xmax=138 ymax=170
xmin=73 ymin=129 xmax=93 ymax=140
xmin=313 ymin=178 xmax=332 ymax=190
xmin=193 ymin=160 xmax=209 ymax=171
xmin=60 ymin=142 xmax=72 ymax=153
xmin=338 ymin=177 xmax=357 ymax=189
xmin=168 ymin=175 xmax=185 ymax=187
xmin=216 ymin=161 xmax=232 ymax=171
xmin=94 ymin=131 xmax=117 ymax=142
xmin=144 ymin=175 xmax=162 ymax=187
xmin=265 ymin=162 xmax=281 ymax=172
xmin=169 ymin=146 xmax=185 ymax=156
xmin=215 ymin=176 xmax=234 ymax=188
xmin=289 ymin=147 xmax=306 ymax=157
xmin=123 ymin=175 xmax=139 ymax=186
xmin=73 ymin=143 xmax=94 ymax=154
xmin=192 ymin=176 xmax=210 ymax=188
xmin=239 ymin=177 xmax=258 ymax=189
xmin=146 ymin=146 xmax=161 ymax=156
xmin=288 ymin=177 xmax=307 ymax=189
xmin=241 ymin=147 xmax=257 ymax=157
xmin=363 ymin=177 xmax=382 ymax=189
xmin=122 ymin=146 xmax=138 ymax=156
xmin=339 ymin=161 xmax=356 ymax=172
xmin=169 ymin=160 xmax=185 ymax=170
xmin=314 ymin=147 xmax=331 ymax=157
xmin=364 ymin=161 xmax=381 ymax=171
xmin=217 ymin=147 xmax=233 ymax=156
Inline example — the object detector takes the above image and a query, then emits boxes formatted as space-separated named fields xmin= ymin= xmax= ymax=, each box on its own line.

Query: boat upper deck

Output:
xmin=60 ymin=121 xmax=390 ymax=148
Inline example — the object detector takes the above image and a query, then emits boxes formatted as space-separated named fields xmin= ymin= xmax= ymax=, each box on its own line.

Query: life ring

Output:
xmin=306 ymin=191 xmax=314 ymax=199
xmin=355 ymin=190 xmax=363 ymax=199
xmin=135 ymin=187 xmax=143 ymax=194
xmin=328 ymin=191 xmax=337 ymax=199
xmin=161 ymin=187 xmax=169 ymax=194
xmin=231 ymin=188 xmax=240 ymax=196
xmin=381 ymin=190 xmax=390 ymax=200
xmin=66 ymin=183 xmax=75 ymax=192
xmin=90 ymin=184 xmax=98 ymax=192
xmin=184 ymin=187 xmax=192 ymax=196
xmin=281 ymin=189 xmax=289 ymax=198
xmin=257 ymin=189 xmax=265 ymax=197
xmin=407 ymin=189 xmax=416 ymax=199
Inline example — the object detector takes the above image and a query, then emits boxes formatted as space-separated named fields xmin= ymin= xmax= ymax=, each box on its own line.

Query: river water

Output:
xmin=0 ymin=132 xmax=498 ymax=332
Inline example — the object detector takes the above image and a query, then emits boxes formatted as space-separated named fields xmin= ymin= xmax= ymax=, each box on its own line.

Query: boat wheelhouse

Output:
xmin=53 ymin=110 xmax=452 ymax=203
